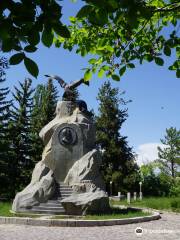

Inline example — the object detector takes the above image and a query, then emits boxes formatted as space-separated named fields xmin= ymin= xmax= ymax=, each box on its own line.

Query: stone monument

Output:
xmin=12 ymin=75 xmax=110 ymax=215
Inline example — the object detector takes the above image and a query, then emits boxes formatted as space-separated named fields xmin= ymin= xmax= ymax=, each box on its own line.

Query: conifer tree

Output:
xmin=0 ymin=57 xmax=12 ymax=198
xmin=10 ymin=79 xmax=34 ymax=193
xmin=158 ymin=127 xmax=180 ymax=178
xmin=31 ymin=79 xmax=58 ymax=163
xmin=96 ymin=81 xmax=139 ymax=194
xmin=71 ymin=88 xmax=79 ymax=102
xmin=44 ymin=79 xmax=59 ymax=124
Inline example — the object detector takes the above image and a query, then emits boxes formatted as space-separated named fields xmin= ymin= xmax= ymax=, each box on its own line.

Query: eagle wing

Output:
xmin=44 ymin=75 xmax=68 ymax=89
xmin=68 ymin=78 xmax=89 ymax=89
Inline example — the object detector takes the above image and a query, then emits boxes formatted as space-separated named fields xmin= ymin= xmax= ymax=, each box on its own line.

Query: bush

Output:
xmin=142 ymin=173 xmax=172 ymax=197
xmin=170 ymin=199 xmax=180 ymax=211
xmin=170 ymin=177 xmax=180 ymax=197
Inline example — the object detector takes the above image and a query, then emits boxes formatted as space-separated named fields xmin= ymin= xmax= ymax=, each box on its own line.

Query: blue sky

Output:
xmin=3 ymin=1 xmax=180 ymax=163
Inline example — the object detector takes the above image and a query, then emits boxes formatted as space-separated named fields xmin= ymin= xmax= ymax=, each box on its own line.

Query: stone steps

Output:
xmin=31 ymin=199 xmax=66 ymax=214
xmin=32 ymin=206 xmax=64 ymax=211
xmin=60 ymin=193 xmax=73 ymax=198
xmin=45 ymin=200 xmax=61 ymax=204
xmin=58 ymin=183 xmax=73 ymax=199
xmin=40 ymin=202 xmax=62 ymax=207
xmin=58 ymin=188 xmax=73 ymax=192
xmin=30 ymin=209 xmax=66 ymax=214
xmin=59 ymin=190 xmax=73 ymax=194
xmin=58 ymin=187 xmax=73 ymax=191
xmin=29 ymin=182 xmax=73 ymax=215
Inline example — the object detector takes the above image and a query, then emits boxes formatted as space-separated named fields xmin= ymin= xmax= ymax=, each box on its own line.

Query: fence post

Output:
xmin=139 ymin=191 xmax=143 ymax=201
xmin=118 ymin=192 xmax=121 ymax=200
xmin=127 ymin=192 xmax=131 ymax=204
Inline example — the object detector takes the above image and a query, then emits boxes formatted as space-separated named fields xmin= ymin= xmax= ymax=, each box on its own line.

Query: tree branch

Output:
xmin=122 ymin=19 xmax=150 ymax=53
xmin=154 ymin=3 xmax=180 ymax=13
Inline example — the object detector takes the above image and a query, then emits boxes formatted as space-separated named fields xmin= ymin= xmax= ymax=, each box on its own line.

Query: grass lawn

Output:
xmin=84 ymin=209 xmax=149 ymax=220
xmin=53 ymin=209 xmax=149 ymax=220
xmin=0 ymin=202 xmax=43 ymax=218
xmin=0 ymin=202 xmax=150 ymax=219
xmin=0 ymin=202 xmax=13 ymax=217
xmin=111 ymin=197 xmax=180 ymax=212
xmin=1 ymin=197 xmax=179 ymax=219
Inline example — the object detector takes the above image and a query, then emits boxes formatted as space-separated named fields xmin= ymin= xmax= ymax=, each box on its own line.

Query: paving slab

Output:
xmin=0 ymin=212 xmax=179 ymax=240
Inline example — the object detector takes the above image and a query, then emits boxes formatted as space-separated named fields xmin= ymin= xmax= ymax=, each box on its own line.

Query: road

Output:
xmin=0 ymin=212 xmax=179 ymax=240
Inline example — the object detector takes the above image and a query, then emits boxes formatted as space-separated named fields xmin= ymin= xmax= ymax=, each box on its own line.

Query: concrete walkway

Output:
xmin=0 ymin=212 xmax=179 ymax=240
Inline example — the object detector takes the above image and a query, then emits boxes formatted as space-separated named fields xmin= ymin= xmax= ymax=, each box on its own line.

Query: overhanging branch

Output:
xmin=154 ymin=3 xmax=180 ymax=13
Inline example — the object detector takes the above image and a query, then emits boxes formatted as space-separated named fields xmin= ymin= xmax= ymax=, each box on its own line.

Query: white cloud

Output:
xmin=136 ymin=143 xmax=165 ymax=166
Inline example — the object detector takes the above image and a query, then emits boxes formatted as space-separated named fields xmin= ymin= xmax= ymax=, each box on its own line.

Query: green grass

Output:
xmin=0 ymin=202 xmax=150 ymax=220
xmin=84 ymin=209 xmax=149 ymax=220
xmin=0 ymin=202 xmax=45 ymax=218
xmin=52 ymin=208 xmax=150 ymax=220
xmin=54 ymin=208 xmax=150 ymax=220
xmin=0 ymin=202 xmax=13 ymax=217
xmin=111 ymin=197 xmax=180 ymax=212
xmin=1 ymin=197 xmax=179 ymax=219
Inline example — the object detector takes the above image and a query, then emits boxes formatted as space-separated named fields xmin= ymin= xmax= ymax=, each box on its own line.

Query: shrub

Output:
xmin=170 ymin=177 xmax=180 ymax=197
xmin=170 ymin=199 xmax=180 ymax=211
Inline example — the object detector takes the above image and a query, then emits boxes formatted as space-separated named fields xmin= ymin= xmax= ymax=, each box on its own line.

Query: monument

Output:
xmin=12 ymin=75 xmax=110 ymax=215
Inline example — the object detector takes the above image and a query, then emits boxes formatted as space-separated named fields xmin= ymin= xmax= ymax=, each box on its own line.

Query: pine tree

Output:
xmin=0 ymin=57 xmax=12 ymax=198
xmin=31 ymin=79 xmax=58 ymax=163
xmin=30 ymin=84 xmax=45 ymax=164
xmin=96 ymin=81 xmax=139 ymax=194
xmin=10 ymin=79 xmax=34 ymax=194
xmin=44 ymin=78 xmax=59 ymax=123
xmin=158 ymin=127 xmax=180 ymax=178
xmin=66 ymin=88 xmax=79 ymax=102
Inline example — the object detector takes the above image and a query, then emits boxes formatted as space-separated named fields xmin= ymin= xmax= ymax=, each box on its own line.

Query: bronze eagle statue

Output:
xmin=45 ymin=74 xmax=89 ymax=101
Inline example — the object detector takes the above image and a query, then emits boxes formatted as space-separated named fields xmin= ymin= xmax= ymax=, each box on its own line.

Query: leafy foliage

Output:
xmin=56 ymin=0 xmax=180 ymax=80
xmin=96 ymin=81 xmax=140 ymax=194
xmin=140 ymin=162 xmax=173 ymax=196
xmin=170 ymin=177 xmax=180 ymax=197
xmin=0 ymin=0 xmax=70 ymax=77
xmin=24 ymin=57 xmax=39 ymax=78
xmin=140 ymin=128 xmax=180 ymax=197
xmin=1 ymin=1 xmax=179 ymax=78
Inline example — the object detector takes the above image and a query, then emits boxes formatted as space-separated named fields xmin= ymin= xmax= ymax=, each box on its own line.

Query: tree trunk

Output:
xmin=171 ymin=159 xmax=175 ymax=178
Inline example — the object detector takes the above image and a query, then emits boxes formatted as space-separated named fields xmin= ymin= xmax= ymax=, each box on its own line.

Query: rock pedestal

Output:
xmin=12 ymin=101 xmax=110 ymax=215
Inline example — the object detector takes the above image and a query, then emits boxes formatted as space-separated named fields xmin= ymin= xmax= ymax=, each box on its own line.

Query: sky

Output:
xmin=3 ymin=1 xmax=180 ymax=165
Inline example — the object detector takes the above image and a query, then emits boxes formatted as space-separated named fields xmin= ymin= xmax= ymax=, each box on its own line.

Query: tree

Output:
xmin=0 ymin=57 xmax=12 ymax=198
xmin=158 ymin=127 xmax=180 ymax=178
xmin=44 ymin=79 xmax=59 ymax=122
xmin=96 ymin=81 xmax=139 ymax=194
xmin=10 ymin=79 xmax=34 ymax=195
xmin=140 ymin=161 xmax=172 ymax=196
xmin=57 ymin=0 xmax=180 ymax=80
xmin=31 ymin=79 xmax=58 ymax=163
xmin=0 ymin=0 xmax=70 ymax=77
xmin=66 ymin=88 xmax=80 ymax=102
xmin=1 ymin=1 xmax=179 ymax=79
xmin=30 ymin=84 xmax=46 ymax=164
xmin=169 ymin=177 xmax=180 ymax=197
